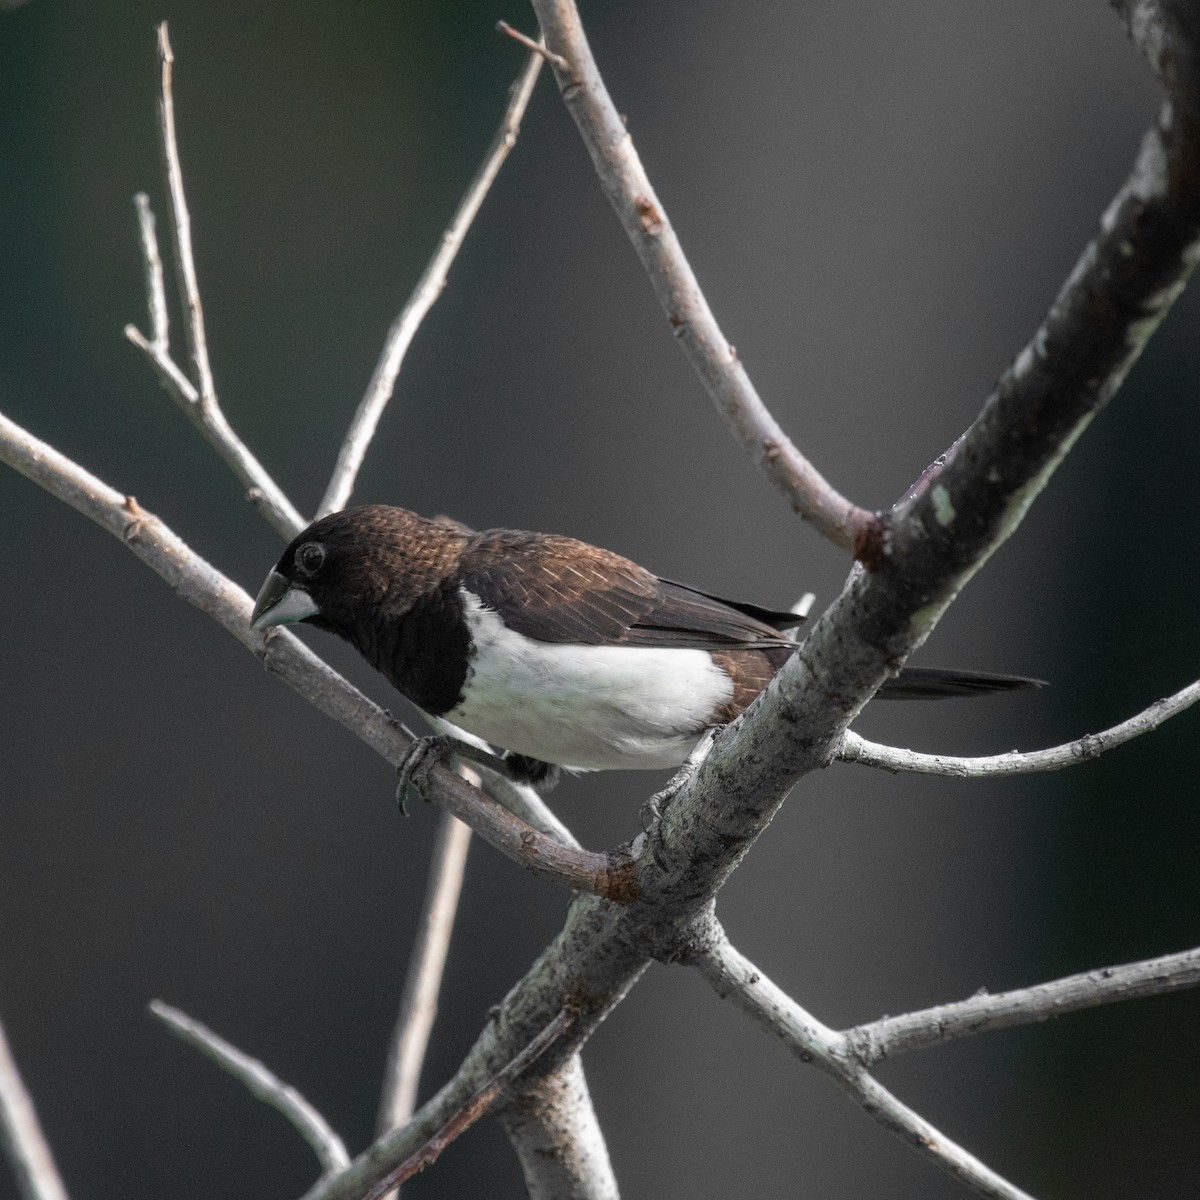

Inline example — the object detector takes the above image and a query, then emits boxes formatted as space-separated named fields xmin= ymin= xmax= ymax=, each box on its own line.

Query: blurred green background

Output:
xmin=2 ymin=2 xmax=1199 ymax=1197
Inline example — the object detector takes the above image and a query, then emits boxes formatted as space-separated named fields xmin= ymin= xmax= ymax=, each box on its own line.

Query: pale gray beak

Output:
xmin=250 ymin=569 xmax=320 ymax=630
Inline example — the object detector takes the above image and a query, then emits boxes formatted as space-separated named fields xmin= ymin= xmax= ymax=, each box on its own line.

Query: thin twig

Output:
xmin=155 ymin=22 xmax=214 ymax=407
xmin=363 ymin=1009 xmax=574 ymax=1200
xmin=527 ymin=0 xmax=875 ymax=553
xmin=693 ymin=926 xmax=1037 ymax=1200
xmin=149 ymin=1001 xmax=349 ymax=1175
xmin=378 ymin=811 xmax=473 ymax=1138
xmin=132 ymin=193 xmax=169 ymax=349
xmin=846 ymin=944 xmax=1200 ymax=1064
xmin=0 ymin=408 xmax=633 ymax=902
xmin=125 ymin=27 xmax=306 ymax=539
xmin=317 ymin=46 xmax=544 ymax=518
xmin=839 ymin=676 xmax=1200 ymax=777
xmin=496 ymin=21 xmax=568 ymax=71
xmin=0 ymin=1018 xmax=69 ymax=1200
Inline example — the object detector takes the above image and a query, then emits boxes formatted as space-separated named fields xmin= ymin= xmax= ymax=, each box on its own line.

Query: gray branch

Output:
xmin=8 ymin=6 xmax=1200 ymax=1199
xmin=691 ymin=925 xmax=1036 ymax=1200
xmin=318 ymin=47 xmax=544 ymax=518
xmin=527 ymin=0 xmax=875 ymax=553
xmin=846 ymin=944 xmax=1200 ymax=1064
xmin=839 ymin=675 xmax=1200 ymax=776
xmin=118 ymin=31 xmax=612 ymax=1196
xmin=0 ymin=1018 xmax=69 ymax=1200
xmin=124 ymin=23 xmax=306 ymax=540
xmin=150 ymin=1001 xmax=349 ymax=1175
xmin=362 ymin=1009 xmax=574 ymax=1200
xmin=377 ymin=810 xmax=473 ymax=1137
xmin=497 ymin=1056 xmax=619 ymax=1200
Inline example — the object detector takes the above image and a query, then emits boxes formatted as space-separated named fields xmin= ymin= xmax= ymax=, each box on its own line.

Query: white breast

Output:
xmin=443 ymin=590 xmax=734 ymax=771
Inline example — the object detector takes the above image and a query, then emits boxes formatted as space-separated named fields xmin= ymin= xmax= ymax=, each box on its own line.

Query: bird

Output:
xmin=249 ymin=504 xmax=1040 ymax=792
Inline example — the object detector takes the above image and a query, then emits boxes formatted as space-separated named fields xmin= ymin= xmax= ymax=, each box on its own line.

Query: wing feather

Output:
xmin=459 ymin=530 xmax=802 ymax=649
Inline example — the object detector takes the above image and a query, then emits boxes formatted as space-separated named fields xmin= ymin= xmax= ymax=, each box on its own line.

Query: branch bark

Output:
xmin=149 ymin=1002 xmax=349 ymax=1175
xmin=377 ymin=811 xmax=472 ymax=1137
xmin=846 ymin=944 xmax=1200 ymax=1064
xmin=839 ymin=676 xmax=1200 ymax=776
xmin=362 ymin=1009 xmax=574 ymax=1200
xmin=318 ymin=46 xmax=544 ymax=518
xmin=496 ymin=1056 xmax=620 ymax=1200
xmin=0 ymin=1018 xmax=69 ymax=1200
xmin=9 ymin=7 xmax=1200 ymax=1199
xmin=691 ymin=924 xmax=1036 ymax=1200
xmin=125 ymin=23 xmax=306 ymax=539
xmin=527 ymin=0 xmax=875 ymax=553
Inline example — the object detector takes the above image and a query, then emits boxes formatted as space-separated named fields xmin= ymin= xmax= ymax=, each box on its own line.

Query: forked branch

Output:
xmin=846 ymin=943 xmax=1200 ymax=1064
xmin=125 ymin=23 xmax=305 ymax=539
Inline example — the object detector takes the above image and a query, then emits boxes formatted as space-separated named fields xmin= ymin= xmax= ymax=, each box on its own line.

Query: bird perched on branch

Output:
xmin=250 ymin=505 xmax=1039 ymax=794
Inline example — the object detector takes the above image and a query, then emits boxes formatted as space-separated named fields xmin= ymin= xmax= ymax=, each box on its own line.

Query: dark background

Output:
xmin=3 ymin=3 xmax=1199 ymax=1198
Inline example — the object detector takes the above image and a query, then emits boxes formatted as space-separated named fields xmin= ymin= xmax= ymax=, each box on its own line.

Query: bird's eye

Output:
xmin=294 ymin=542 xmax=326 ymax=577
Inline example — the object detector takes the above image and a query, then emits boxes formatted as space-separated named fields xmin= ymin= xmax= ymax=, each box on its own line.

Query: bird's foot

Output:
xmin=638 ymin=729 xmax=718 ymax=874
xmin=395 ymin=734 xmax=454 ymax=815
xmin=639 ymin=780 xmax=683 ymax=874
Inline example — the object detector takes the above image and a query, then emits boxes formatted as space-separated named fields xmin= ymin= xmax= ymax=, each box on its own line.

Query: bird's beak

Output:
xmin=250 ymin=569 xmax=320 ymax=630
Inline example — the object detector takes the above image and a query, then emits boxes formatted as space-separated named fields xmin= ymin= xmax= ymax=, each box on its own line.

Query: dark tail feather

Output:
xmin=879 ymin=667 xmax=1046 ymax=700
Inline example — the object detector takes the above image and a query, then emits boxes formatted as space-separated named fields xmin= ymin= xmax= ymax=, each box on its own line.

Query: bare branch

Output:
xmin=132 ymin=193 xmax=169 ymax=349
xmin=847 ymin=944 xmax=1200 ymax=1065
xmin=497 ymin=1056 xmax=620 ymax=1200
xmin=0 ymin=1018 xmax=69 ymax=1200
xmin=317 ymin=47 xmax=544 ymax=518
xmin=527 ymin=0 xmax=875 ymax=553
xmin=362 ymin=1009 xmax=574 ymax=1200
xmin=692 ymin=927 xmax=1037 ymax=1200
xmin=495 ymin=21 xmax=568 ymax=71
xmin=149 ymin=1001 xmax=349 ymax=1175
xmin=378 ymin=811 xmax=473 ymax=1137
xmin=155 ymin=22 xmax=214 ymax=407
xmin=0 ymin=408 xmax=633 ymax=902
xmin=1111 ymin=1 xmax=1200 ymax=105
xmin=124 ymin=28 xmax=306 ymax=540
xmin=839 ymin=676 xmax=1200 ymax=777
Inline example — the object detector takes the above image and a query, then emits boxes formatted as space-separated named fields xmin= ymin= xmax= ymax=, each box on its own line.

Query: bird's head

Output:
xmin=250 ymin=504 xmax=467 ymax=636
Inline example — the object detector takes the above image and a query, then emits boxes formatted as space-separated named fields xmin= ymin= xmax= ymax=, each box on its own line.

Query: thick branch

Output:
xmin=0 ymin=1019 xmax=69 ymax=1200
xmin=289 ymin=14 xmax=1200 ymax=1193
xmin=13 ymin=10 xmax=1200 ymax=1199
xmin=318 ymin=47 xmax=544 ymax=518
xmin=149 ymin=1002 xmax=348 ymax=1175
xmin=847 ymin=944 xmax=1200 ymax=1064
xmin=839 ymin=676 xmax=1200 ymax=776
xmin=691 ymin=927 xmax=1036 ymax=1200
xmin=0 ymin=409 xmax=631 ymax=902
xmin=527 ymin=0 xmax=874 ymax=552
xmin=496 ymin=1056 xmax=619 ymax=1200
xmin=1112 ymin=1 xmax=1200 ymax=107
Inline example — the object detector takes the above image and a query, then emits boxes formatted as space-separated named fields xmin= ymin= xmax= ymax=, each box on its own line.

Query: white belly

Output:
xmin=443 ymin=592 xmax=734 ymax=771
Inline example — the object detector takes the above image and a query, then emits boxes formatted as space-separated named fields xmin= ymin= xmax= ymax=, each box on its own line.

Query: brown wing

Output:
xmin=459 ymin=529 xmax=802 ymax=649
